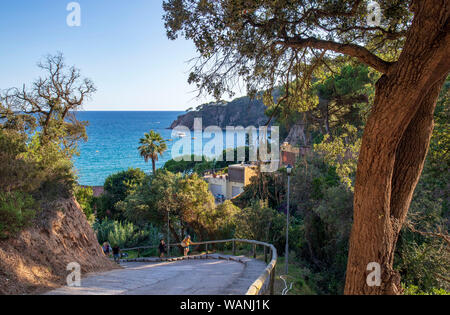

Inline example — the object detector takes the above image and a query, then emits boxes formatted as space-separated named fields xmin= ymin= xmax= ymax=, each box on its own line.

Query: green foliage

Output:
xmin=0 ymin=129 xmax=42 ymax=193
xmin=315 ymin=65 xmax=371 ymax=100
xmin=164 ymin=155 xmax=213 ymax=175
xmin=314 ymin=124 xmax=361 ymax=190
xmin=233 ymin=170 xmax=285 ymax=210
xmin=428 ymin=76 xmax=449 ymax=168
xmin=98 ymin=168 xmax=146 ymax=220
xmin=396 ymin=240 xmax=449 ymax=292
xmin=393 ymin=80 xmax=450 ymax=293
xmin=395 ymin=167 xmax=449 ymax=292
xmin=288 ymin=153 xmax=353 ymax=294
xmin=74 ymin=186 xmax=95 ymax=224
xmin=163 ymin=1 xmax=410 ymax=99
xmin=163 ymin=147 xmax=251 ymax=176
xmin=120 ymin=170 xmax=237 ymax=243
xmin=1 ymin=53 xmax=94 ymax=157
xmin=25 ymin=134 xmax=76 ymax=199
xmin=0 ymin=54 xmax=94 ymax=202
xmin=94 ymin=218 xmax=159 ymax=248
xmin=138 ymin=130 xmax=168 ymax=173
xmin=235 ymin=200 xmax=286 ymax=250
xmin=214 ymin=201 xmax=240 ymax=240
xmin=0 ymin=129 xmax=75 ymax=199
xmin=275 ymin=256 xmax=321 ymax=295
xmin=403 ymin=285 xmax=450 ymax=296
xmin=0 ymin=191 xmax=37 ymax=239
xmin=311 ymin=64 xmax=374 ymax=132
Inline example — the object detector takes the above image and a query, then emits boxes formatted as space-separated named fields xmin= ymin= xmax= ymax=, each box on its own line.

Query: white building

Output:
xmin=204 ymin=164 xmax=258 ymax=200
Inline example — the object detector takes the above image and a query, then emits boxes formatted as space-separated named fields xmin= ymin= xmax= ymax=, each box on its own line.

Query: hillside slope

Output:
xmin=0 ymin=197 xmax=116 ymax=295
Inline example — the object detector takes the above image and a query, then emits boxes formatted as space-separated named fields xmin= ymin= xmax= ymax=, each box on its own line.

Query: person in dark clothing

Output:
xmin=159 ymin=239 xmax=167 ymax=258
xmin=112 ymin=245 xmax=120 ymax=263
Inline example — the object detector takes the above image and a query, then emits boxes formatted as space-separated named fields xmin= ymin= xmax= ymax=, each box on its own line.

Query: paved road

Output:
xmin=46 ymin=257 xmax=266 ymax=295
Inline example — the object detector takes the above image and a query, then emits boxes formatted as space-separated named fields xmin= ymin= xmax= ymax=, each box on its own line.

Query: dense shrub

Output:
xmin=97 ymin=168 xmax=146 ymax=220
xmin=404 ymin=285 xmax=450 ymax=295
xmin=0 ymin=191 xmax=37 ymax=239
xmin=94 ymin=218 xmax=160 ymax=248
xmin=0 ymin=129 xmax=76 ymax=199
xmin=233 ymin=171 xmax=286 ymax=210
xmin=394 ymin=166 xmax=450 ymax=292
xmin=0 ymin=130 xmax=47 ymax=193
xmin=118 ymin=170 xmax=239 ymax=244
xmin=289 ymin=153 xmax=353 ymax=294
xmin=235 ymin=200 xmax=286 ymax=251
xmin=74 ymin=186 xmax=95 ymax=224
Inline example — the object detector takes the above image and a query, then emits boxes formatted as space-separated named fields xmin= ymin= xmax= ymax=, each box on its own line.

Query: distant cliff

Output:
xmin=169 ymin=96 xmax=269 ymax=130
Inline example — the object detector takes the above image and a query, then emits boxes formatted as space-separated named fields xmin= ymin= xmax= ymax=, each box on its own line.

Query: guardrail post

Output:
xmin=253 ymin=244 xmax=256 ymax=258
xmin=269 ymin=248 xmax=277 ymax=295
xmin=137 ymin=248 xmax=140 ymax=258
xmin=232 ymin=240 xmax=236 ymax=256
xmin=264 ymin=246 xmax=268 ymax=263
xmin=270 ymin=267 xmax=275 ymax=295
xmin=205 ymin=243 xmax=208 ymax=255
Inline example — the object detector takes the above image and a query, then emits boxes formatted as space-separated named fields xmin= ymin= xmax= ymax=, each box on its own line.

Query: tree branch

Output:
xmin=278 ymin=37 xmax=392 ymax=74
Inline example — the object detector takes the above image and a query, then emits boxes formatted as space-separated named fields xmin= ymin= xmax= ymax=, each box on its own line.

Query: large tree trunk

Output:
xmin=345 ymin=0 xmax=450 ymax=295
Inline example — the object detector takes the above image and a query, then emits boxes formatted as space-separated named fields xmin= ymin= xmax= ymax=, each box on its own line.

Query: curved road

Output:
xmin=46 ymin=256 xmax=267 ymax=295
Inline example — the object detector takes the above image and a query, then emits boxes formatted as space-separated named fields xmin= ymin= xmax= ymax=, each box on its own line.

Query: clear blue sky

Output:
xmin=0 ymin=0 xmax=233 ymax=111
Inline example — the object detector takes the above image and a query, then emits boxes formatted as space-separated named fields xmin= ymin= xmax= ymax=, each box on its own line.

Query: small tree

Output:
xmin=138 ymin=130 xmax=168 ymax=174
xmin=99 ymin=168 xmax=146 ymax=220
xmin=1 ymin=52 xmax=96 ymax=157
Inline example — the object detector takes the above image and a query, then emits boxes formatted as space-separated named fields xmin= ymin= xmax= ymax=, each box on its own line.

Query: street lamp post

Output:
xmin=167 ymin=210 xmax=170 ymax=257
xmin=285 ymin=164 xmax=292 ymax=275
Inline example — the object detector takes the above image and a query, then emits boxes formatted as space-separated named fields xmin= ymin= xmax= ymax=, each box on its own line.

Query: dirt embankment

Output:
xmin=0 ymin=197 xmax=117 ymax=295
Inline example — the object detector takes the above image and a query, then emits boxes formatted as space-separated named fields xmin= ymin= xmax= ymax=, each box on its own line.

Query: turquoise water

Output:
xmin=73 ymin=111 xmax=184 ymax=186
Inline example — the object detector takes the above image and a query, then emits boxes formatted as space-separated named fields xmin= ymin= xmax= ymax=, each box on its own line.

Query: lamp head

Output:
xmin=286 ymin=164 xmax=293 ymax=175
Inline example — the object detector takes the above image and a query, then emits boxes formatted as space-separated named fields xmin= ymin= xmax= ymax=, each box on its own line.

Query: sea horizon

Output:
xmin=72 ymin=110 xmax=241 ymax=186
xmin=73 ymin=111 xmax=185 ymax=186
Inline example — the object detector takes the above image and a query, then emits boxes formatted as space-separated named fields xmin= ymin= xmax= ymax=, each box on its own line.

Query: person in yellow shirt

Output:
xmin=182 ymin=235 xmax=192 ymax=256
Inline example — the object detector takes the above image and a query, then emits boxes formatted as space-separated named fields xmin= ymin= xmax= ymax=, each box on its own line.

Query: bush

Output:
xmin=403 ymin=285 xmax=450 ymax=295
xmin=24 ymin=133 xmax=76 ymax=200
xmin=235 ymin=200 xmax=286 ymax=251
xmin=0 ymin=191 xmax=37 ymax=239
xmin=74 ymin=186 xmax=95 ymax=224
xmin=0 ymin=129 xmax=76 ymax=200
xmin=94 ymin=218 xmax=160 ymax=248
xmin=98 ymin=168 xmax=146 ymax=220
xmin=289 ymin=153 xmax=353 ymax=294
xmin=120 ymin=170 xmax=234 ymax=243
xmin=0 ymin=130 xmax=45 ymax=193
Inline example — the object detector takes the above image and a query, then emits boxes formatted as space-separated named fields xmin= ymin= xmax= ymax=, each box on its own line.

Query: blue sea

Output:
xmin=73 ymin=111 xmax=184 ymax=186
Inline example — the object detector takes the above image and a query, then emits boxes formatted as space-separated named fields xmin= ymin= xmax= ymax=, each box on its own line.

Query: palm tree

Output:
xmin=138 ymin=130 xmax=168 ymax=174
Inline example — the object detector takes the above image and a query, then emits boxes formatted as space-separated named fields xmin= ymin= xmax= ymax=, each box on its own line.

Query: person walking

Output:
xmin=112 ymin=245 xmax=120 ymax=263
xmin=159 ymin=239 xmax=167 ymax=258
xmin=181 ymin=235 xmax=192 ymax=256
